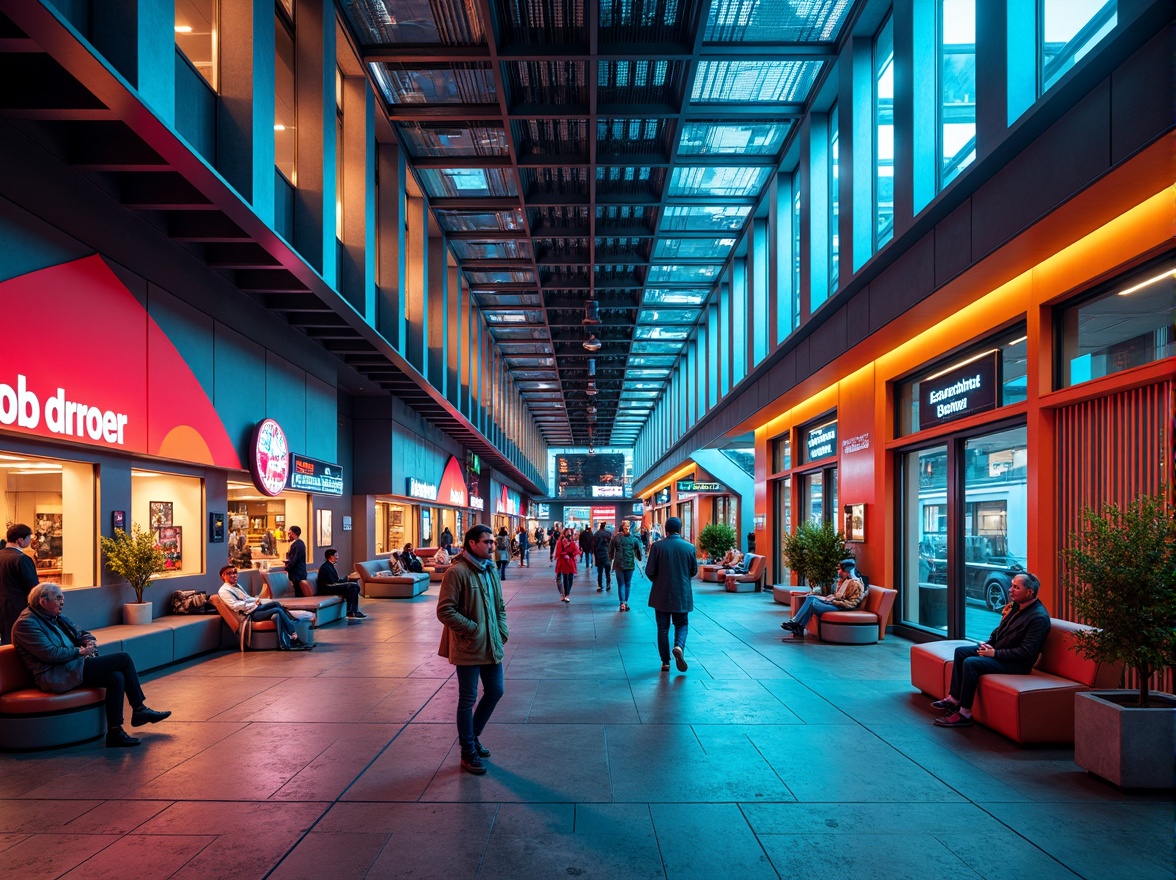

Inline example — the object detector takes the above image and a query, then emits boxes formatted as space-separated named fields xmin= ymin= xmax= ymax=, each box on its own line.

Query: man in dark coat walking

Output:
xmin=645 ymin=516 xmax=698 ymax=673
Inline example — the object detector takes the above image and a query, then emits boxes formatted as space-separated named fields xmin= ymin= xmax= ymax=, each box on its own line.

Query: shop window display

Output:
xmin=133 ymin=470 xmax=202 ymax=577
xmin=0 ymin=451 xmax=95 ymax=587
xmin=227 ymin=482 xmax=308 ymax=570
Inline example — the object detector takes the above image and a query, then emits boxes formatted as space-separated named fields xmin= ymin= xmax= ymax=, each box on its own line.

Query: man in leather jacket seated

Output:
xmin=11 ymin=582 xmax=170 ymax=747
xmin=931 ymin=572 xmax=1051 ymax=728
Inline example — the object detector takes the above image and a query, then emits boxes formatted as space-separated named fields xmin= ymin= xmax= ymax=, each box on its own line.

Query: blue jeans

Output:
xmin=249 ymin=602 xmax=298 ymax=648
xmin=597 ymin=563 xmax=612 ymax=590
xmin=655 ymin=610 xmax=689 ymax=662
xmin=455 ymin=663 xmax=504 ymax=754
xmin=949 ymin=645 xmax=1027 ymax=709
xmin=615 ymin=567 xmax=634 ymax=604
xmin=790 ymin=595 xmax=839 ymax=629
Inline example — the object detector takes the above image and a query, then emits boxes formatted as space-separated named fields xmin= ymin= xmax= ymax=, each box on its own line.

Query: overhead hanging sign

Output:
xmin=288 ymin=453 xmax=343 ymax=495
xmin=655 ymin=487 xmax=671 ymax=505
xmin=438 ymin=455 xmax=469 ymax=508
xmin=676 ymin=480 xmax=722 ymax=493
xmin=919 ymin=350 xmax=1002 ymax=431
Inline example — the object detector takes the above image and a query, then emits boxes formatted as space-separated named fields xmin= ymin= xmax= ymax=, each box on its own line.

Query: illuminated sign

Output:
xmin=841 ymin=432 xmax=870 ymax=455
xmin=250 ymin=419 xmax=290 ymax=497
xmin=593 ymin=485 xmax=623 ymax=497
xmin=469 ymin=495 xmax=485 ymax=511
xmin=919 ymin=351 xmax=1001 ymax=431
xmin=655 ymin=488 xmax=671 ymax=505
xmin=288 ymin=454 xmax=344 ymax=495
xmin=533 ymin=503 xmax=550 ymax=518
xmin=676 ymin=480 xmax=722 ymax=493
xmin=805 ymin=421 xmax=838 ymax=462
xmin=438 ymin=456 xmax=469 ymax=508
xmin=632 ymin=501 xmax=644 ymax=515
xmin=406 ymin=477 xmax=438 ymax=500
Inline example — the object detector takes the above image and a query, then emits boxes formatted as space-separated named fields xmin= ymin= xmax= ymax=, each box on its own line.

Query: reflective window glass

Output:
xmin=646 ymin=264 xmax=721 ymax=283
xmin=678 ymin=122 xmax=789 ymax=156
xmin=691 ymin=61 xmax=822 ymax=103
xmin=274 ymin=14 xmax=295 ymax=181
xmin=660 ymin=205 xmax=751 ymax=231
xmin=939 ymin=0 xmax=976 ymax=188
xmin=669 ymin=166 xmax=771 ymax=198
xmin=135 ymin=469 xmax=204 ymax=578
xmin=1042 ymin=0 xmax=1117 ymax=93
xmin=829 ymin=105 xmax=839 ymax=294
xmin=1058 ymin=260 xmax=1175 ymax=388
xmin=643 ymin=289 xmax=707 ymax=306
xmin=705 ymin=0 xmax=852 ymax=42
xmin=875 ymin=15 xmax=894 ymax=249
xmin=899 ymin=444 xmax=949 ymax=633
xmin=175 ymin=0 xmax=217 ymax=89
xmin=653 ymin=238 xmax=737 ymax=260
xmin=637 ymin=308 xmax=699 ymax=324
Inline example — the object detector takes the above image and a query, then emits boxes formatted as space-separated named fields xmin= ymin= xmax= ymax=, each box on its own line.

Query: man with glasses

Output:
xmin=12 ymin=583 xmax=170 ymax=747
xmin=436 ymin=524 xmax=508 ymax=775
xmin=218 ymin=565 xmax=312 ymax=650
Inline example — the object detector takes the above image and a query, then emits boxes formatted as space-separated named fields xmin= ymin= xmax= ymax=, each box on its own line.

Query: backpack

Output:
xmin=169 ymin=589 xmax=211 ymax=614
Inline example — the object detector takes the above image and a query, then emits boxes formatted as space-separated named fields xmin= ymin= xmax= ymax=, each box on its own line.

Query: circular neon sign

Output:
xmin=249 ymin=418 xmax=290 ymax=496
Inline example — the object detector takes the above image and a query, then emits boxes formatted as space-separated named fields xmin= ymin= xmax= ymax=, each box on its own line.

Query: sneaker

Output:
xmin=783 ymin=630 xmax=805 ymax=640
xmin=597 ymin=587 xmax=603 ymax=592
xmin=660 ymin=662 xmax=670 ymax=672
xmin=473 ymin=739 xmax=491 ymax=757
xmin=460 ymin=752 xmax=487 ymax=774
xmin=672 ymin=645 xmax=688 ymax=672
xmin=933 ymin=711 xmax=974 ymax=728
xmin=349 ymin=610 xmax=369 ymax=619
xmin=931 ymin=697 xmax=959 ymax=711
xmin=130 ymin=707 xmax=171 ymax=727
xmin=106 ymin=727 xmax=141 ymax=747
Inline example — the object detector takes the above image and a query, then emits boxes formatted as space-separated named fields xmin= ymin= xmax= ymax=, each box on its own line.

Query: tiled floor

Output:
xmin=1 ymin=557 xmax=1171 ymax=879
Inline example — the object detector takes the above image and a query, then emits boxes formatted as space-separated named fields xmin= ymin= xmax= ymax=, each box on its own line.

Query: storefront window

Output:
xmin=898 ymin=426 xmax=1027 ymax=640
xmin=376 ymin=501 xmax=416 ymax=554
xmin=0 ymin=451 xmax=95 ymax=587
xmin=896 ymin=325 xmax=1028 ymax=436
xmin=1058 ymin=259 xmax=1175 ymax=388
xmin=713 ymin=495 xmax=737 ymax=531
xmin=133 ymin=469 xmax=203 ymax=577
xmin=175 ymin=0 xmax=217 ymax=90
xmin=676 ymin=501 xmax=693 ymax=542
xmin=226 ymin=483 xmax=308 ymax=569
xmin=899 ymin=444 xmax=949 ymax=633
xmin=771 ymin=434 xmax=791 ymax=473
xmin=774 ymin=476 xmax=792 ymax=582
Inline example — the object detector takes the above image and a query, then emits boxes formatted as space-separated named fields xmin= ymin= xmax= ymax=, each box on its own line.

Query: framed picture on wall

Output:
xmin=33 ymin=513 xmax=63 ymax=569
xmin=317 ymin=509 xmax=333 ymax=546
xmin=156 ymin=526 xmax=182 ymax=571
xmin=150 ymin=501 xmax=173 ymax=529
xmin=844 ymin=504 xmax=866 ymax=543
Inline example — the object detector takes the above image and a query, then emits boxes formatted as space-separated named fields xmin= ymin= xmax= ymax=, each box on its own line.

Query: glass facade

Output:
xmin=939 ymin=0 xmax=976 ymax=188
xmin=874 ymin=15 xmax=894 ymax=249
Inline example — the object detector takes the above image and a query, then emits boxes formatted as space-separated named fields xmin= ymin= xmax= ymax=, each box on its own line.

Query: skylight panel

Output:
xmin=678 ymin=122 xmax=790 ymax=155
xmin=668 ymin=166 xmax=770 ymax=198
xmin=637 ymin=308 xmax=699 ymax=324
xmin=691 ymin=60 xmax=821 ymax=103
xmin=643 ymin=288 xmax=708 ymax=306
xmin=653 ymin=238 xmax=737 ymax=260
xmin=646 ymin=263 xmax=721 ymax=283
xmin=660 ymin=205 xmax=751 ymax=231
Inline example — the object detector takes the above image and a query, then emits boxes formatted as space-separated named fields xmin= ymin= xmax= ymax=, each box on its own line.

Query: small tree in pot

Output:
xmin=698 ymin=523 xmax=737 ymax=563
xmin=782 ymin=520 xmax=848 ymax=593
xmin=1061 ymin=490 xmax=1176 ymax=788
xmin=1062 ymin=491 xmax=1176 ymax=707
xmin=100 ymin=524 xmax=167 ymax=615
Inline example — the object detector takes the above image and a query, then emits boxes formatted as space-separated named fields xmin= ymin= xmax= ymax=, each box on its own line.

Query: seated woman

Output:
xmin=719 ymin=548 xmax=744 ymax=572
xmin=433 ymin=547 xmax=451 ymax=567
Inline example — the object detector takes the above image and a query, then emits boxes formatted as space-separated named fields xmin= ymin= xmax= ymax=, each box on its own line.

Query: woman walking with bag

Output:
xmin=554 ymin=527 xmax=580 ymax=603
xmin=494 ymin=528 xmax=511 ymax=579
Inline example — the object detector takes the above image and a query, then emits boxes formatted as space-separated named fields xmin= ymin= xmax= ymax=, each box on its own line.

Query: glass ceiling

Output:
xmin=339 ymin=0 xmax=861 ymax=448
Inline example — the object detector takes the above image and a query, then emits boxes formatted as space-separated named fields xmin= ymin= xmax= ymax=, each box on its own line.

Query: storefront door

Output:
xmin=898 ymin=424 xmax=1027 ymax=639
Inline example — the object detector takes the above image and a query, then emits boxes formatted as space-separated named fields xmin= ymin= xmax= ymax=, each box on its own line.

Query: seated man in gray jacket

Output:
xmin=12 ymin=582 xmax=170 ymax=747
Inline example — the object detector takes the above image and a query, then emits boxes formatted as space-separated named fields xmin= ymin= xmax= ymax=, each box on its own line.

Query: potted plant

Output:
xmin=698 ymin=523 xmax=737 ymax=563
xmin=781 ymin=520 xmax=848 ymax=593
xmin=100 ymin=524 xmax=167 ymax=625
xmin=1062 ymin=491 xmax=1176 ymax=789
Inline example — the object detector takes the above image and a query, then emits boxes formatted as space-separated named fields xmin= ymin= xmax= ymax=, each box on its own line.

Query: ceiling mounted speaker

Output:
xmin=582 ymin=299 xmax=601 ymax=325
xmin=583 ymin=334 xmax=602 ymax=352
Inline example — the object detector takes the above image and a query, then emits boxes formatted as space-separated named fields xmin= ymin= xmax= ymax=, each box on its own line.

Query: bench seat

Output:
xmin=356 ymin=559 xmax=430 ymax=598
xmin=0 ymin=644 xmax=106 ymax=750
xmin=261 ymin=571 xmax=346 ymax=626
xmin=909 ymin=618 xmax=1122 ymax=744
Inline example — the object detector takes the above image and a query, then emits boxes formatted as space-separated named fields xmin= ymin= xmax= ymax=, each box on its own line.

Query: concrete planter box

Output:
xmin=122 ymin=602 xmax=153 ymax=626
xmin=1074 ymin=690 xmax=1176 ymax=789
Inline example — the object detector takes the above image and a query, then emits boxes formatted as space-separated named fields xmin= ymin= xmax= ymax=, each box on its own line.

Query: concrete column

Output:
xmin=218 ymin=0 xmax=275 ymax=219
xmin=340 ymin=75 xmax=376 ymax=316
xmin=293 ymin=0 xmax=336 ymax=282
xmin=376 ymin=142 xmax=406 ymax=351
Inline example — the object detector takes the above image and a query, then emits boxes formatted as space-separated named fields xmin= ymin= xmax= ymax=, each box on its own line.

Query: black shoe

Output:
xmin=106 ymin=727 xmax=141 ymax=748
xmin=672 ymin=645 xmax=688 ymax=672
xmin=349 ymin=611 xmax=369 ymax=619
xmin=130 ymin=707 xmax=171 ymax=727
xmin=783 ymin=629 xmax=805 ymax=640
xmin=461 ymin=751 xmax=487 ymax=774
xmin=660 ymin=662 xmax=670 ymax=672
xmin=473 ymin=738 xmax=491 ymax=757
xmin=597 ymin=587 xmax=603 ymax=592
xmin=931 ymin=697 xmax=959 ymax=711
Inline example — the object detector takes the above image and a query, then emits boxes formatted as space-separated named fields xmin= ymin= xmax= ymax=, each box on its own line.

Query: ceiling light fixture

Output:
xmin=583 ymin=334 xmax=602 ymax=352
xmin=583 ymin=299 xmax=601 ymax=325
xmin=585 ymin=379 xmax=597 ymax=396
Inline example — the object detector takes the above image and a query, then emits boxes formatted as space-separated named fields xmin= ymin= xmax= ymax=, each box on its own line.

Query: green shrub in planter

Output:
xmin=698 ymin=523 xmax=737 ymax=562
xmin=782 ymin=520 xmax=849 ymax=593
xmin=1062 ymin=491 xmax=1176 ymax=707
xmin=100 ymin=524 xmax=167 ymax=604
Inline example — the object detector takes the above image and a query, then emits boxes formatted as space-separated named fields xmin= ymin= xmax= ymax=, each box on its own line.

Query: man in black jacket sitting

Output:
xmin=317 ymin=549 xmax=366 ymax=620
xmin=932 ymin=571 xmax=1051 ymax=727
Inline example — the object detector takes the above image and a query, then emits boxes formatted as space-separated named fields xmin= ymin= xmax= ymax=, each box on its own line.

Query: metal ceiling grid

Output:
xmin=340 ymin=0 xmax=858 ymax=447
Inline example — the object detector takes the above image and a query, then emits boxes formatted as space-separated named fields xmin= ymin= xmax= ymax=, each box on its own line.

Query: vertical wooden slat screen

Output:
xmin=1056 ymin=380 xmax=1173 ymax=695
